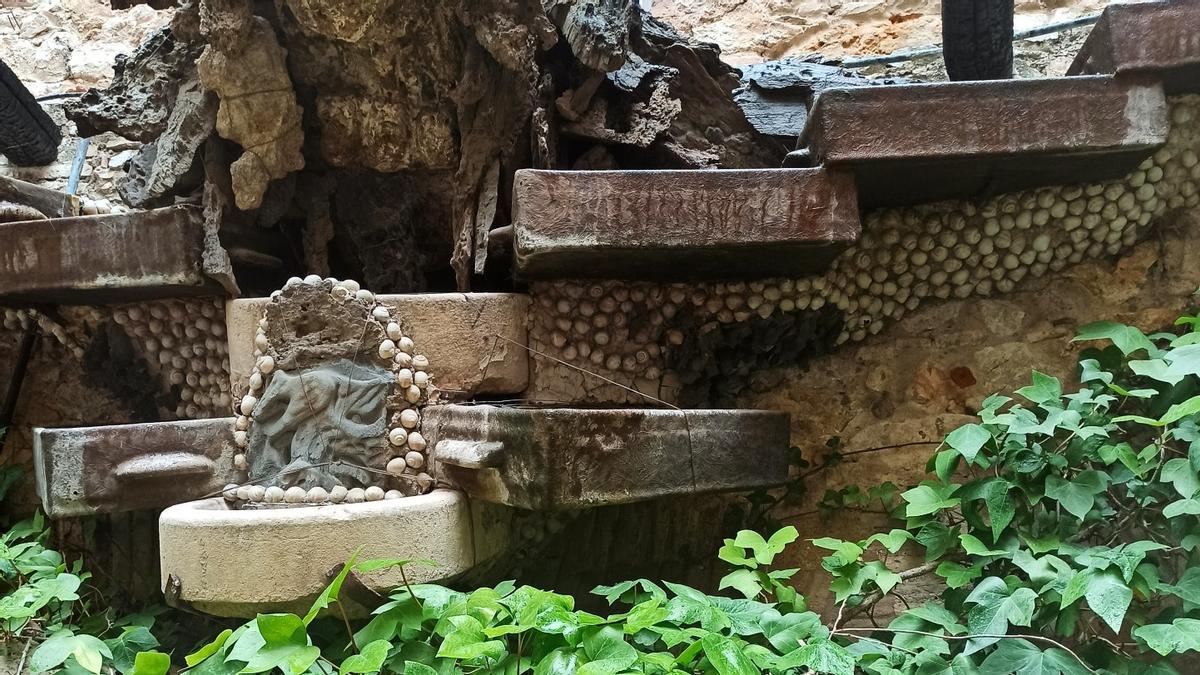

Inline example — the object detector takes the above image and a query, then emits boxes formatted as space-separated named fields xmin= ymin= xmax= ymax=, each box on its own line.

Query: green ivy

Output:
xmin=10 ymin=312 xmax=1200 ymax=673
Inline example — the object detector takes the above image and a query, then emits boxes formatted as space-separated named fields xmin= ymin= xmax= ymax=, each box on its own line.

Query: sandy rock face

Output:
xmin=197 ymin=17 xmax=305 ymax=210
xmin=651 ymin=0 xmax=1110 ymax=64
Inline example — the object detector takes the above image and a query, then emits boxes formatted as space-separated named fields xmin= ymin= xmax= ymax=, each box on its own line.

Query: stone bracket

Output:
xmin=512 ymin=168 xmax=860 ymax=280
xmin=802 ymin=76 xmax=1169 ymax=207
xmin=1068 ymin=0 xmax=1200 ymax=95
xmin=34 ymin=418 xmax=238 ymax=518
xmin=0 ymin=205 xmax=232 ymax=305
xmin=424 ymin=404 xmax=789 ymax=511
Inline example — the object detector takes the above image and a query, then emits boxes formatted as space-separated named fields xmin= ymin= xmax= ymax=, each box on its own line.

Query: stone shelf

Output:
xmin=159 ymin=491 xmax=513 ymax=617
xmin=424 ymin=404 xmax=790 ymax=510
xmin=1068 ymin=0 xmax=1200 ymax=95
xmin=34 ymin=418 xmax=237 ymax=518
xmin=512 ymin=168 xmax=860 ymax=280
xmin=799 ymin=76 xmax=1169 ymax=207
xmin=226 ymin=293 xmax=530 ymax=398
xmin=0 ymin=205 xmax=235 ymax=305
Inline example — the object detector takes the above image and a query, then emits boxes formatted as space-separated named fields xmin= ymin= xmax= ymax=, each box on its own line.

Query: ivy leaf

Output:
xmin=946 ymin=424 xmax=992 ymax=463
xmin=964 ymin=577 xmax=1037 ymax=654
xmin=403 ymin=663 xmax=438 ymax=675
xmin=105 ymin=626 xmax=160 ymax=674
xmin=1073 ymin=321 xmax=1156 ymax=356
xmin=733 ymin=527 xmax=797 ymax=566
xmin=1134 ymin=619 xmax=1200 ymax=655
xmin=979 ymin=638 xmax=1091 ymax=674
xmin=533 ymin=649 xmax=580 ymax=675
xmin=1163 ymin=499 xmax=1200 ymax=518
xmin=30 ymin=633 xmax=113 ymax=675
xmin=864 ymin=529 xmax=912 ymax=554
xmin=305 ymin=550 xmax=359 ymax=625
xmin=903 ymin=484 xmax=961 ymax=518
xmin=777 ymin=638 xmax=854 ymax=675
xmin=129 ymin=652 xmax=171 ymax=675
xmin=1045 ymin=471 xmax=1109 ymax=520
xmin=936 ymin=562 xmax=982 ymax=590
xmin=698 ymin=633 xmax=759 ymax=675
xmin=436 ymin=616 xmax=506 ymax=661
xmin=186 ymin=629 xmax=233 ymax=667
xmin=1165 ymin=567 xmax=1200 ymax=605
xmin=1085 ymin=570 xmax=1133 ymax=633
xmin=959 ymin=534 xmax=1006 ymax=557
xmin=916 ymin=522 xmax=957 ymax=561
xmin=340 ymin=640 xmax=390 ymax=675
xmin=759 ymin=610 xmax=826 ymax=653
xmin=579 ymin=626 xmax=638 ymax=675
xmin=717 ymin=570 xmax=763 ymax=600
xmin=1018 ymin=371 xmax=1063 ymax=405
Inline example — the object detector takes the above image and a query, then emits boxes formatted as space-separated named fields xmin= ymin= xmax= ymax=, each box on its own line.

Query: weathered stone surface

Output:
xmin=424 ymin=405 xmax=789 ymax=510
xmin=0 ymin=206 xmax=233 ymax=304
xmin=1068 ymin=0 xmax=1200 ymax=95
xmin=33 ymin=418 xmax=237 ymax=518
xmin=227 ymin=293 xmax=530 ymax=398
xmin=65 ymin=25 xmax=204 ymax=142
xmin=119 ymin=74 xmax=216 ymax=207
xmin=512 ymin=168 xmax=859 ymax=280
xmin=198 ymin=17 xmax=305 ymax=210
xmin=159 ymin=491 xmax=513 ymax=617
xmin=735 ymin=58 xmax=909 ymax=140
xmin=802 ymin=76 xmax=1169 ymax=207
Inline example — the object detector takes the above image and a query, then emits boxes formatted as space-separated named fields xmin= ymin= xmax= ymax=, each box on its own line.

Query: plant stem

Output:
xmin=835 ymin=628 xmax=1097 ymax=673
xmin=841 ymin=560 xmax=942 ymax=621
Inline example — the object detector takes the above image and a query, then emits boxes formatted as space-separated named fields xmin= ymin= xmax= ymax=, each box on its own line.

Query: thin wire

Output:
xmin=490 ymin=333 xmax=679 ymax=411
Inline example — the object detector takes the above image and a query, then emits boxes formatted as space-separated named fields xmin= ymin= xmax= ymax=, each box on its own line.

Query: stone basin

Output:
xmin=159 ymin=489 xmax=512 ymax=618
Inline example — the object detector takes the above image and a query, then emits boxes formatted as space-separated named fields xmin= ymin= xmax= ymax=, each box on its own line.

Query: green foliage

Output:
xmin=13 ymin=313 xmax=1200 ymax=674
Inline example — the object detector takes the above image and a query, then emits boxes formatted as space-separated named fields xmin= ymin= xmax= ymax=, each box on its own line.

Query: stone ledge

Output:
xmin=424 ymin=404 xmax=790 ymax=510
xmin=802 ymin=76 xmax=1169 ymax=207
xmin=1068 ymin=0 xmax=1200 ymax=95
xmin=512 ymin=168 xmax=859 ymax=280
xmin=158 ymin=490 xmax=512 ymax=617
xmin=0 ymin=205 xmax=233 ymax=304
xmin=227 ymin=293 xmax=530 ymax=398
xmin=33 ymin=418 xmax=237 ymax=518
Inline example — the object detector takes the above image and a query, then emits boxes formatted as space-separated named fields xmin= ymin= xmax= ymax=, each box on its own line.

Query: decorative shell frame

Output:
xmin=223 ymin=275 xmax=435 ymax=506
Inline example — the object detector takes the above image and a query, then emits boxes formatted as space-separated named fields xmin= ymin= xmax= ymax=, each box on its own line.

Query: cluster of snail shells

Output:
xmin=2 ymin=308 xmax=89 ymax=359
xmin=111 ymin=298 xmax=232 ymax=419
xmin=528 ymin=96 xmax=1200 ymax=402
xmin=226 ymin=275 xmax=435 ymax=506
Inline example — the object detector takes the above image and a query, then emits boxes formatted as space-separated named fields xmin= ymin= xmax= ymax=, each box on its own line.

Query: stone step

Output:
xmin=159 ymin=491 xmax=513 ymax=617
xmin=0 ymin=205 xmax=235 ymax=305
xmin=424 ymin=404 xmax=789 ymax=510
xmin=1069 ymin=0 xmax=1200 ymax=95
xmin=226 ymin=293 xmax=530 ymax=398
xmin=33 ymin=418 xmax=237 ymax=518
xmin=512 ymin=168 xmax=859 ymax=280
xmin=800 ymin=76 xmax=1169 ymax=208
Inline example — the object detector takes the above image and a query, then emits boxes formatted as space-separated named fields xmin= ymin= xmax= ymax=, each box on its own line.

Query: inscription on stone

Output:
xmin=512 ymin=168 xmax=859 ymax=280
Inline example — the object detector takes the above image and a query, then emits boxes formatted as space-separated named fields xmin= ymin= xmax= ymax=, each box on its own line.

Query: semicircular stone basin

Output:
xmin=159 ymin=489 xmax=510 ymax=618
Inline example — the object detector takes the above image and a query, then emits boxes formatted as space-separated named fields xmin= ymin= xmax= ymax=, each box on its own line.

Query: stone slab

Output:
xmin=801 ymin=76 xmax=1169 ymax=207
xmin=227 ymin=293 xmax=530 ymax=398
xmin=423 ymin=404 xmax=789 ymax=510
xmin=159 ymin=490 xmax=513 ymax=617
xmin=33 ymin=418 xmax=237 ymax=518
xmin=0 ymin=205 xmax=232 ymax=305
xmin=1068 ymin=0 xmax=1200 ymax=95
xmin=511 ymin=168 xmax=859 ymax=280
